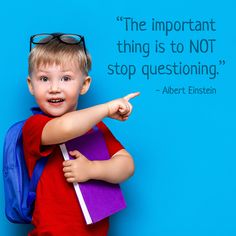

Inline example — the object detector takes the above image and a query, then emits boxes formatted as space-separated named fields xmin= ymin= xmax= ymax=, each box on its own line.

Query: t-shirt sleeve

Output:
xmin=96 ymin=121 xmax=124 ymax=157
xmin=23 ymin=114 xmax=55 ymax=159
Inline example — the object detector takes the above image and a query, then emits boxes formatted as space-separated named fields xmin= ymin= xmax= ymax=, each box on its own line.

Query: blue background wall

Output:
xmin=0 ymin=0 xmax=235 ymax=235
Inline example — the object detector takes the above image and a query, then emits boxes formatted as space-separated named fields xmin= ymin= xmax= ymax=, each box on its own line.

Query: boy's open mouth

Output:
xmin=48 ymin=98 xmax=65 ymax=104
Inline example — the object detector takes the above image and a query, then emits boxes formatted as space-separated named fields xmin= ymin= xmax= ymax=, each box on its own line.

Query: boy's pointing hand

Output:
xmin=106 ymin=92 xmax=140 ymax=121
xmin=123 ymin=92 xmax=140 ymax=101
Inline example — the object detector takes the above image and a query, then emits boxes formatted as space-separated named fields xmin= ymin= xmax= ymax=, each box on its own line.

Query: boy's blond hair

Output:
xmin=28 ymin=37 xmax=91 ymax=76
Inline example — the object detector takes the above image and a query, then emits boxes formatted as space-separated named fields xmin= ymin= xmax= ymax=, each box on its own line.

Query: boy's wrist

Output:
xmin=90 ymin=160 xmax=102 ymax=180
xmin=103 ymin=102 xmax=110 ymax=117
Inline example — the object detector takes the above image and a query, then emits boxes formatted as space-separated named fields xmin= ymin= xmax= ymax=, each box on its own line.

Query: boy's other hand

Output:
xmin=63 ymin=150 xmax=94 ymax=183
xmin=106 ymin=92 xmax=140 ymax=121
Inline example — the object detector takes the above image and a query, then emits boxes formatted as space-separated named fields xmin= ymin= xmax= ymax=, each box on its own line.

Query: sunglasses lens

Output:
xmin=60 ymin=34 xmax=82 ymax=44
xmin=32 ymin=34 xmax=54 ymax=44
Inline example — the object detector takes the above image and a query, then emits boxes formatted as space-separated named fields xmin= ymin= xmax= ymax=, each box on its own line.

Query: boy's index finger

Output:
xmin=124 ymin=92 xmax=140 ymax=101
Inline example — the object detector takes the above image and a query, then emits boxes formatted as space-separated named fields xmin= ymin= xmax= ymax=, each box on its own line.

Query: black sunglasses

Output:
xmin=29 ymin=33 xmax=87 ymax=55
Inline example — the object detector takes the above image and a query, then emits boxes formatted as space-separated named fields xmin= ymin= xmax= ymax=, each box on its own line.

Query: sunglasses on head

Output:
xmin=29 ymin=33 xmax=87 ymax=55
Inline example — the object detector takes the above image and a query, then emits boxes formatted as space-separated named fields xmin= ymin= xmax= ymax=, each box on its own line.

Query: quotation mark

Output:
xmin=219 ymin=60 xmax=225 ymax=65
xmin=116 ymin=16 xmax=124 ymax=21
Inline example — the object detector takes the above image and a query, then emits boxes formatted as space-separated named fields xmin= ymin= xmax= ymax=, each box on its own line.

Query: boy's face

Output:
xmin=27 ymin=62 xmax=91 ymax=117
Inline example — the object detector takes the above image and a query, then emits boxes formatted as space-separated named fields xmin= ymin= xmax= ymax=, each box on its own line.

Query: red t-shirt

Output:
xmin=23 ymin=114 xmax=124 ymax=236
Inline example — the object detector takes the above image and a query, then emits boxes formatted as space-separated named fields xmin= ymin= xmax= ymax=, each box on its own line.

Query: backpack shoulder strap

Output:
xmin=27 ymin=157 xmax=48 ymax=207
xmin=26 ymin=107 xmax=49 ymax=206
xmin=31 ymin=107 xmax=44 ymax=115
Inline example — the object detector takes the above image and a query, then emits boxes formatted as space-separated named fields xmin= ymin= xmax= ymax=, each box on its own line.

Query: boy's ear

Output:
xmin=27 ymin=76 xmax=34 ymax=95
xmin=80 ymin=76 xmax=92 ymax=95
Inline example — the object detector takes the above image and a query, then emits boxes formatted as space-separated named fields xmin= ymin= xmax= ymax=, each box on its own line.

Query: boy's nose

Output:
xmin=49 ymin=83 xmax=61 ymax=93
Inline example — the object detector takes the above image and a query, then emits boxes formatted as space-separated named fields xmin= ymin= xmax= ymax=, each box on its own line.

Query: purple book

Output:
xmin=59 ymin=126 xmax=126 ymax=224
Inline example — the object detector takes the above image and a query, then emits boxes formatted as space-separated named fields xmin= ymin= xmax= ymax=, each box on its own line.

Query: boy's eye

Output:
xmin=40 ymin=76 xmax=49 ymax=82
xmin=61 ymin=76 xmax=71 ymax=81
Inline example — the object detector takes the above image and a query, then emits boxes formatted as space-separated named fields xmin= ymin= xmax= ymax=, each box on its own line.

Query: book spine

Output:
xmin=59 ymin=144 xmax=93 ymax=225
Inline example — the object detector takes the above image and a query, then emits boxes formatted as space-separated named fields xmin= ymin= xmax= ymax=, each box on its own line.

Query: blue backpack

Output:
xmin=3 ymin=108 xmax=48 ymax=224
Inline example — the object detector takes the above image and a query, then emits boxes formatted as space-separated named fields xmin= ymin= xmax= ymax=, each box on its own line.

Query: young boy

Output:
xmin=22 ymin=33 xmax=139 ymax=236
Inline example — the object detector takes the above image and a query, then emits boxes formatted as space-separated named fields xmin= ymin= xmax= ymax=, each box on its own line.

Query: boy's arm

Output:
xmin=42 ymin=103 xmax=108 ymax=145
xmin=42 ymin=92 xmax=140 ymax=145
xmin=93 ymin=149 xmax=135 ymax=183
xmin=63 ymin=149 xmax=135 ymax=184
